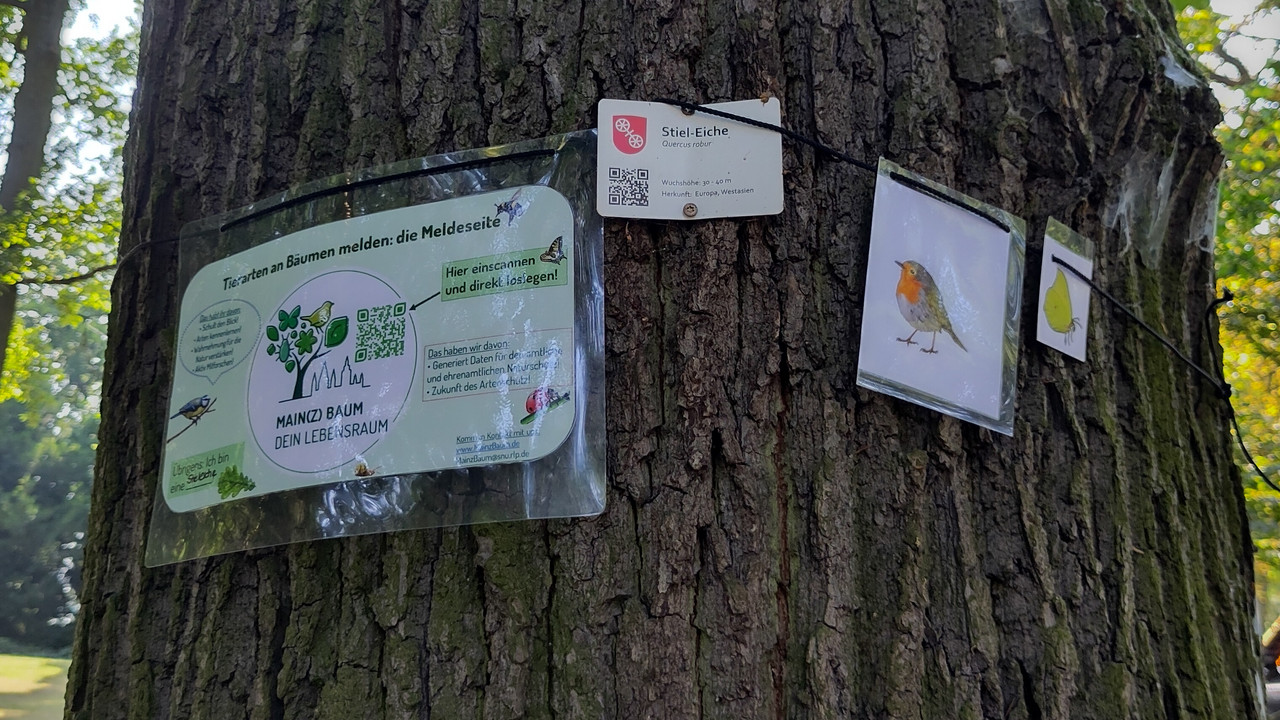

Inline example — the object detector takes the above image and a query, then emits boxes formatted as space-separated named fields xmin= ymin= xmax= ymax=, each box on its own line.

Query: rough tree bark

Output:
xmin=68 ymin=0 xmax=1257 ymax=718
xmin=0 ymin=0 xmax=71 ymax=377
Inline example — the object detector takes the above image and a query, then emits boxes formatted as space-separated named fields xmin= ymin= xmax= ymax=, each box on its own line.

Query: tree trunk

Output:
xmin=68 ymin=1 xmax=1257 ymax=718
xmin=0 ymin=0 xmax=71 ymax=377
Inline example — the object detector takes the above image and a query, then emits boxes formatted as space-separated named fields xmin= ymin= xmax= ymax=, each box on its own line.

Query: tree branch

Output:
xmin=1205 ymin=68 xmax=1247 ymax=87
xmin=1234 ymin=31 xmax=1280 ymax=44
xmin=17 ymin=263 xmax=117 ymax=286
xmin=1211 ymin=42 xmax=1255 ymax=86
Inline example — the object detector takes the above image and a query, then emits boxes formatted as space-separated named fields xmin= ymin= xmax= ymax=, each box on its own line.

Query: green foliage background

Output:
xmin=0 ymin=2 xmax=135 ymax=651
xmin=0 ymin=3 xmax=134 ymax=408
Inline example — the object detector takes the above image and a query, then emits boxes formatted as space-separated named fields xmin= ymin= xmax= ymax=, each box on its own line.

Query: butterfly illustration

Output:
xmin=1043 ymin=268 xmax=1082 ymax=344
xmin=495 ymin=190 xmax=526 ymax=226
xmin=539 ymin=236 xmax=566 ymax=265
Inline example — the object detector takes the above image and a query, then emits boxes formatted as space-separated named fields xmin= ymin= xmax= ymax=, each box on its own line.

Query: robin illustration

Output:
xmin=894 ymin=260 xmax=967 ymax=354
xmin=301 ymin=300 xmax=334 ymax=329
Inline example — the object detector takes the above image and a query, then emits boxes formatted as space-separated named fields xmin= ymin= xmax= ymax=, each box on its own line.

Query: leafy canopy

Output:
xmin=0 ymin=4 xmax=136 ymax=412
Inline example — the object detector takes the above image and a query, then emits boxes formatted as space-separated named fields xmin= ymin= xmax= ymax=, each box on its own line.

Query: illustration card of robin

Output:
xmin=1035 ymin=218 xmax=1094 ymax=362
xmin=856 ymin=159 xmax=1026 ymax=435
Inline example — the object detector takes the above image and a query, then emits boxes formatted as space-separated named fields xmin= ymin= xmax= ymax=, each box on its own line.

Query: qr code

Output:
xmin=355 ymin=302 xmax=407 ymax=362
xmin=608 ymin=167 xmax=649 ymax=206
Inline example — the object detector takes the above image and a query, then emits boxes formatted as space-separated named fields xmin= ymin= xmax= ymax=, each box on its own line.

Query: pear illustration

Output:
xmin=1043 ymin=269 xmax=1081 ymax=343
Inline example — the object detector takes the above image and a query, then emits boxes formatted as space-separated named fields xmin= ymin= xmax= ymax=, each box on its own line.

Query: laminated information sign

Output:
xmin=146 ymin=131 xmax=606 ymax=565
xmin=164 ymin=186 xmax=576 ymax=511
xmin=596 ymin=98 xmax=784 ymax=220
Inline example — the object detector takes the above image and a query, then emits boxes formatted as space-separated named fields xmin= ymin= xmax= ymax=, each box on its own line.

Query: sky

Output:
xmin=68 ymin=0 xmax=137 ymax=40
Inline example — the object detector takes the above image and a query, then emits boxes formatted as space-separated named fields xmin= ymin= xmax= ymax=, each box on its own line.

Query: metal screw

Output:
xmin=683 ymin=203 xmax=697 ymax=218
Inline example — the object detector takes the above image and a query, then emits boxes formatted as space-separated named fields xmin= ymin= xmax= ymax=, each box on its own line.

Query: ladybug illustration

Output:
xmin=526 ymin=387 xmax=561 ymax=415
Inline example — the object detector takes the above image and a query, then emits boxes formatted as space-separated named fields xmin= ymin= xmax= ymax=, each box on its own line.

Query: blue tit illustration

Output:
xmin=171 ymin=395 xmax=213 ymax=421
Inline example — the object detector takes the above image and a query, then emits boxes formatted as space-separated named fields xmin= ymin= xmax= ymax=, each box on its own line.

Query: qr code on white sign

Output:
xmin=608 ymin=167 xmax=649 ymax=207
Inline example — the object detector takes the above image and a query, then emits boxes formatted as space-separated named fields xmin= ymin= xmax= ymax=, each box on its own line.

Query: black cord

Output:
xmin=1050 ymin=255 xmax=1230 ymax=397
xmin=654 ymin=98 xmax=878 ymax=173
xmin=1053 ymin=256 xmax=1277 ymax=490
xmin=113 ymin=236 xmax=178 ymax=271
xmin=1204 ymin=287 xmax=1278 ymax=492
xmin=656 ymin=100 xmax=1264 ymax=482
xmin=886 ymin=171 xmax=1010 ymax=233
xmin=220 ymin=148 xmax=558 ymax=233
xmin=114 ymin=148 xmax=561 ymax=271
xmin=1231 ymin=409 xmax=1280 ymax=493
xmin=1204 ymin=286 xmax=1234 ymax=334
xmin=655 ymin=98 xmax=1019 ymax=234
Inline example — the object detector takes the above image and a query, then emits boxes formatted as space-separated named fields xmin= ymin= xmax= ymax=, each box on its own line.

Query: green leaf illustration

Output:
xmin=217 ymin=466 xmax=257 ymax=499
xmin=285 ymin=358 xmax=296 ymax=373
xmin=296 ymin=329 xmax=317 ymax=355
xmin=267 ymin=343 xmax=276 ymax=356
xmin=266 ymin=325 xmax=279 ymax=342
xmin=325 ymin=316 xmax=349 ymax=347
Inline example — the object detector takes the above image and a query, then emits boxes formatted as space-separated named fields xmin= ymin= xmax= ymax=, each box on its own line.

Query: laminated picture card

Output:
xmin=1036 ymin=218 xmax=1095 ymax=362
xmin=856 ymin=159 xmax=1026 ymax=435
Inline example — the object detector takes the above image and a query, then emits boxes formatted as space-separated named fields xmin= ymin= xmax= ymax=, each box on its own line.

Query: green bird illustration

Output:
xmin=302 ymin=300 xmax=334 ymax=329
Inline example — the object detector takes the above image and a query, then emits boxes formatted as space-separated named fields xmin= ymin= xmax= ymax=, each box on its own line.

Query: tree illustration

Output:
xmin=263 ymin=302 xmax=348 ymax=400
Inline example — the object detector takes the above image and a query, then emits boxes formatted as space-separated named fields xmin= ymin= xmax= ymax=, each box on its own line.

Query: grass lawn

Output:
xmin=0 ymin=654 xmax=69 ymax=719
